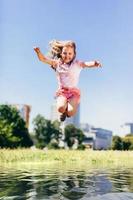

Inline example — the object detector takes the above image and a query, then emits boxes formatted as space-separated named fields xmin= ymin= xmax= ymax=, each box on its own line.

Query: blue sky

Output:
xmin=1 ymin=0 xmax=133 ymax=135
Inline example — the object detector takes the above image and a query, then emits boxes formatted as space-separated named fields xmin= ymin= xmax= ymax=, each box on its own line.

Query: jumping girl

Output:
xmin=34 ymin=40 xmax=102 ymax=121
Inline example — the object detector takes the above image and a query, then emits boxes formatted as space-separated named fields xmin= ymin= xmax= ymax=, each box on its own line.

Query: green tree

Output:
xmin=112 ymin=135 xmax=123 ymax=150
xmin=125 ymin=134 xmax=133 ymax=137
xmin=122 ymin=139 xmax=131 ymax=150
xmin=0 ymin=105 xmax=33 ymax=148
xmin=32 ymin=115 xmax=62 ymax=148
xmin=122 ymin=136 xmax=133 ymax=150
xmin=64 ymin=124 xmax=84 ymax=148
xmin=129 ymin=143 xmax=133 ymax=150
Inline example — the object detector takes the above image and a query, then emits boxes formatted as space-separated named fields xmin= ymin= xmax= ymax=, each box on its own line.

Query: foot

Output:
xmin=60 ymin=112 xmax=67 ymax=122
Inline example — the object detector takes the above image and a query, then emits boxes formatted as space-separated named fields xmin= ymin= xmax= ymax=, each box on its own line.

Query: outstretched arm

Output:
xmin=34 ymin=47 xmax=57 ymax=68
xmin=80 ymin=60 xmax=102 ymax=68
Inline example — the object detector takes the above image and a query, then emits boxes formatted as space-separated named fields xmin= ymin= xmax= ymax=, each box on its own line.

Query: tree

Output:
xmin=125 ymin=134 xmax=133 ymax=137
xmin=122 ymin=136 xmax=133 ymax=150
xmin=0 ymin=105 xmax=33 ymax=148
xmin=32 ymin=115 xmax=62 ymax=148
xmin=129 ymin=143 xmax=133 ymax=150
xmin=122 ymin=139 xmax=131 ymax=150
xmin=112 ymin=136 xmax=123 ymax=150
xmin=64 ymin=124 xmax=84 ymax=148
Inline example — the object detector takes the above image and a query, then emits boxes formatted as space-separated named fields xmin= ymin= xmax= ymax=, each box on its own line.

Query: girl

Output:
xmin=34 ymin=40 xmax=101 ymax=122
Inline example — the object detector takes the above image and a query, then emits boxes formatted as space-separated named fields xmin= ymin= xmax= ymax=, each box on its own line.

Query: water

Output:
xmin=0 ymin=164 xmax=133 ymax=200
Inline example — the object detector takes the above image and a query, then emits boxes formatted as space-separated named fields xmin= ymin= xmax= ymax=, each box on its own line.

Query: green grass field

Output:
xmin=0 ymin=149 xmax=133 ymax=167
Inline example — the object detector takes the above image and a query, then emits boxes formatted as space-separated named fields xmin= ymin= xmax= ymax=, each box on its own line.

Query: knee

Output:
xmin=57 ymin=106 xmax=66 ymax=113
xmin=67 ymin=110 xmax=76 ymax=117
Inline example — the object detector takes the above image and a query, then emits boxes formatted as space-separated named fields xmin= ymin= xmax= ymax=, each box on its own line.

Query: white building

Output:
xmin=93 ymin=128 xmax=112 ymax=150
xmin=121 ymin=123 xmax=133 ymax=135
xmin=80 ymin=123 xmax=112 ymax=150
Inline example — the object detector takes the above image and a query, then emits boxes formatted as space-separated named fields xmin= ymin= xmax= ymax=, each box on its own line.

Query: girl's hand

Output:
xmin=94 ymin=60 xmax=102 ymax=67
xmin=33 ymin=47 xmax=40 ymax=54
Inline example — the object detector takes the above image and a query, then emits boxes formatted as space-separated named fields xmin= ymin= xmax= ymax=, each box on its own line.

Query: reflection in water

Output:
xmin=0 ymin=164 xmax=133 ymax=200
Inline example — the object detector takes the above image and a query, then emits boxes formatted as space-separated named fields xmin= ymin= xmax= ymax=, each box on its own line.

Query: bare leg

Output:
xmin=67 ymin=97 xmax=79 ymax=117
xmin=56 ymin=96 xmax=67 ymax=113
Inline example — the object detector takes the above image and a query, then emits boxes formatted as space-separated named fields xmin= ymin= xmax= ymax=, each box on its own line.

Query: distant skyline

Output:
xmin=1 ymin=0 xmax=133 ymax=135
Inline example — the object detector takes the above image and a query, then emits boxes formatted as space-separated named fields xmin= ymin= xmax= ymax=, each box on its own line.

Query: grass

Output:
xmin=0 ymin=149 xmax=133 ymax=167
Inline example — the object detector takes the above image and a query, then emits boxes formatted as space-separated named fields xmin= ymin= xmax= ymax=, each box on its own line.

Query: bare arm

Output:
xmin=33 ymin=47 xmax=57 ymax=68
xmin=80 ymin=60 xmax=102 ymax=68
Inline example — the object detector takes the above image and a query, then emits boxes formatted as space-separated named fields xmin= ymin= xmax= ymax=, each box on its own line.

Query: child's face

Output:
xmin=61 ymin=46 xmax=75 ymax=64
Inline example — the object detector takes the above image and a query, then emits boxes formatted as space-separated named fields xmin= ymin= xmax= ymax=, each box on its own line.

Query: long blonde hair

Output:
xmin=48 ymin=40 xmax=76 ymax=62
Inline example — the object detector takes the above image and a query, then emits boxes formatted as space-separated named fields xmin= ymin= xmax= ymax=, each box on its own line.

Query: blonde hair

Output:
xmin=48 ymin=40 xmax=76 ymax=61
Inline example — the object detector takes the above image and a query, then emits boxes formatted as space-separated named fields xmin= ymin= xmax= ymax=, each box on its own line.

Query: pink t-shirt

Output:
xmin=56 ymin=60 xmax=83 ymax=89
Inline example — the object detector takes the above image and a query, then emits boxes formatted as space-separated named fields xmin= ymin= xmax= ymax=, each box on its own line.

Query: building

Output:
xmin=93 ymin=128 xmax=112 ymax=150
xmin=80 ymin=123 xmax=112 ymax=150
xmin=13 ymin=104 xmax=31 ymax=128
xmin=121 ymin=123 xmax=133 ymax=135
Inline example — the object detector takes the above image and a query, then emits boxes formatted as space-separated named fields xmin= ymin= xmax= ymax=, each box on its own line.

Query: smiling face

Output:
xmin=61 ymin=46 xmax=75 ymax=64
